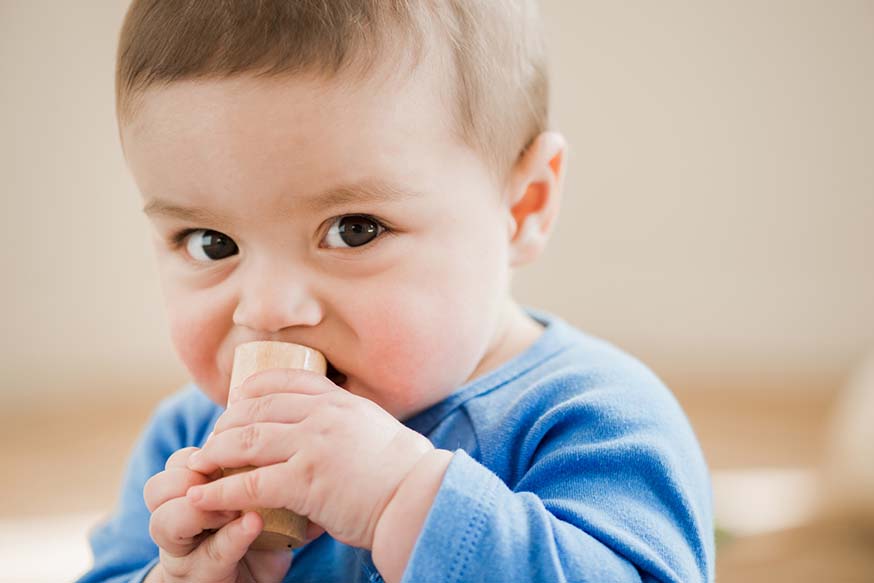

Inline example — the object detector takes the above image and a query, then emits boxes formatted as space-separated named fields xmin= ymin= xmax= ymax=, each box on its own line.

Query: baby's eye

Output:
xmin=321 ymin=215 xmax=386 ymax=249
xmin=181 ymin=229 xmax=239 ymax=262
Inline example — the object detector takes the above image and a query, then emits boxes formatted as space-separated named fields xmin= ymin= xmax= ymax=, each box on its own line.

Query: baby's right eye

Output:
xmin=179 ymin=229 xmax=239 ymax=263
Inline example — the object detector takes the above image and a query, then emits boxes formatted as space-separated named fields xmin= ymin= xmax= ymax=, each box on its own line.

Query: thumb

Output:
xmin=197 ymin=511 xmax=294 ymax=582
xmin=243 ymin=546 xmax=295 ymax=582
xmin=192 ymin=511 xmax=264 ymax=580
xmin=241 ymin=519 xmax=296 ymax=582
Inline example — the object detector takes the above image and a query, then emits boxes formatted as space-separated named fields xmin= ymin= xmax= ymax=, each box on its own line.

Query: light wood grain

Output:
xmin=224 ymin=341 xmax=327 ymax=550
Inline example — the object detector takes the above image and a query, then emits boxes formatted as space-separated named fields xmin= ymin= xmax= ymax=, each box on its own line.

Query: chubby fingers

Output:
xmin=149 ymin=495 xmax=241 ymax=557
xmin=229 ymin=368 xmax=338 ymax=405
xmin=156 ymin=512 xmax=273 ymax=582
xmin=145 ymin=448 xmax=221 ymax=512
xmin=183 ymin=511 xmax=268 ymax=577
xmin=187 ymin=422 xmax=302 ymax=475
xmin=165 ymin=447 xmax=200 ymax=470
xmin=213 ymin=393 xmax=315 ymax=434
xmin=166 ymin=446 xmax=223 ymax=479
xmin=186 ymin=460 xmax=301 ymax=515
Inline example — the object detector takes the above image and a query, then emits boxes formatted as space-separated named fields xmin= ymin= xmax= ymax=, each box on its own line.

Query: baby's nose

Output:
xmin=232 ymin=268 xmax=323 ymax=333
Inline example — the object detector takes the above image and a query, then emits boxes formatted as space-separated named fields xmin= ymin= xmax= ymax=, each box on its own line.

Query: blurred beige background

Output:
xmin=1 ymin=1 xmax=873 ymax=581
xmin=2 ymin=1 xmax=872 ymax=408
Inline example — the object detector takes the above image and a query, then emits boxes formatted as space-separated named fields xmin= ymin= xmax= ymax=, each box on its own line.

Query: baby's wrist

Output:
xmin=372 ymin=448 xmax=454 ymax=583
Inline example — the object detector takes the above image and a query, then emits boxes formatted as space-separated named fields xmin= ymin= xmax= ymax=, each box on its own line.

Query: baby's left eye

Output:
xmin=321 ymin=215 xmax=386 ymax=249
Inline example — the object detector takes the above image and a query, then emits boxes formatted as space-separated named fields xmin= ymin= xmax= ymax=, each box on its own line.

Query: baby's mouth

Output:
xmin=325 ymin=360 xmax=348 ymax=388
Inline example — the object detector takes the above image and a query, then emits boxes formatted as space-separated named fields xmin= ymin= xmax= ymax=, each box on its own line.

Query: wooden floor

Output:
xmin=2 ymin=384 xmax=871 ymax=582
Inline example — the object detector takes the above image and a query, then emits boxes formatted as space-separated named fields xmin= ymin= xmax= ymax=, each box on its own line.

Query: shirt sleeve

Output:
xmin=400 ymin=396 xmax=713 ymax=583
xmin=75 ymin=390 xmax=202 ymax=582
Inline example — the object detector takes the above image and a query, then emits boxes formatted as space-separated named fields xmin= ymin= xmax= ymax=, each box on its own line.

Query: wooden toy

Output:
xmin=223 ymin=341 xmax=327 ymax=550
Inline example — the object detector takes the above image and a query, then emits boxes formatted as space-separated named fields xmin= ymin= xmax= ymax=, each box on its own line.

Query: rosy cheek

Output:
xmin=166 ymin=301 xmax=226 ymax=404
xmin=357 ymin=305 xmax=462 ymax=406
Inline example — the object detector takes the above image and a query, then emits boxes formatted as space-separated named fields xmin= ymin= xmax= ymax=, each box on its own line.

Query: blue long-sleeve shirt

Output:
xmin=77 ymin=309 xmax=714 ymax=582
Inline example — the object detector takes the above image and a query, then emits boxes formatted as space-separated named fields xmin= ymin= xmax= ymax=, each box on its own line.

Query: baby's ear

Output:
xmin=503 ymin=131 xmax=567 ymax=266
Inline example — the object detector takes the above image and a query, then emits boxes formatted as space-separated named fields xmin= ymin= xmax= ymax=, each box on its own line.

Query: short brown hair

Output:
xmin=115 ymin=0 xmax=548 ymax=182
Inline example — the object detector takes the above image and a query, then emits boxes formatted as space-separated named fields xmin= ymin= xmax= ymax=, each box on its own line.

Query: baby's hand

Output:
xmin=143 ymin=447 xmax=294 ymax=583
xmin=184 ymin=369 xmax=435 ymax=550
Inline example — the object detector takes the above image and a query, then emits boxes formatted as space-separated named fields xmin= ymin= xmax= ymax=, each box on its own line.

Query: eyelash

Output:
xmin=168 ymin=214 xmax=392 ymax=257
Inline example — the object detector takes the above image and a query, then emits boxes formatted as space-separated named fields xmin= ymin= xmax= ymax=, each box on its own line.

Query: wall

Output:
xmin=1 ymin=1 xmax=872 ymax=407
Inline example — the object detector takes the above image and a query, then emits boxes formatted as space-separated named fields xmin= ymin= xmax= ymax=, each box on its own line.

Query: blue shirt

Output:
xmin=77 ymin=310 xmax=714 ymax=582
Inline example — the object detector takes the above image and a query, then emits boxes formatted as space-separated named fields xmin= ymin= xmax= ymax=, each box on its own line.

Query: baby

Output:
xmin=79 ymin=1 xmax=714 ymax=582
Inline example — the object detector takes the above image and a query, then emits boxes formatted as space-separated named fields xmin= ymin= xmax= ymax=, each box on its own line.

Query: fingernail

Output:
xmin=187 ymin=486 xmax=203 ymax=502
xmin=188 ymin=451 xmax=201 ymax=466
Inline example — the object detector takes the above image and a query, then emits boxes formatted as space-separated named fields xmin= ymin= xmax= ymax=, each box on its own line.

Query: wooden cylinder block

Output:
xmin=224 ymin=341 xmax=327 ymax=550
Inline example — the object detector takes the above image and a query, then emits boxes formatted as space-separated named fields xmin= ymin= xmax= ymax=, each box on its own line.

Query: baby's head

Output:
xmin=116 ymin=0 xmax=566 ymax=418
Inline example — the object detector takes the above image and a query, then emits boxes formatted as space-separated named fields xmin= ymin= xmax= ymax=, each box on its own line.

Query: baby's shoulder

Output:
xmin=466 ymin=314 xmax=693 ymax=453
xmin=480 ymin=315 xmax=675 ymax=413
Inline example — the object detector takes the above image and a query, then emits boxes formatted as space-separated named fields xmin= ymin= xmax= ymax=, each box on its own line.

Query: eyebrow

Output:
xmin=142 ymin=179 xmax=422 ymax=223
xmin=305 ymin=179 xmax=422 ymax=213
xmin=141 ymin=200 xmax=232 ymax=224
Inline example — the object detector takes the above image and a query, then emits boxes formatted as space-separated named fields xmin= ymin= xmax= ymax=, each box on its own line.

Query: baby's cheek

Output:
xmin=167 ymin=304 xmax=226 ymax=403
xmin=358 ymin=304 xmax=471 ymax=410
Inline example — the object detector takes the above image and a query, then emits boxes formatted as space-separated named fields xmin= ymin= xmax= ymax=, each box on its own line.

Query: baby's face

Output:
xmin=120 ymin=67 xmax=518 ymax=418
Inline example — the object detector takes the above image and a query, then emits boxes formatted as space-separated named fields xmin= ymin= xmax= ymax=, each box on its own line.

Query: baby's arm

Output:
xmin=371 ymin=449 xmax=454 ymax=582
xmin=371 ymin=387 xmax=714 ymax=583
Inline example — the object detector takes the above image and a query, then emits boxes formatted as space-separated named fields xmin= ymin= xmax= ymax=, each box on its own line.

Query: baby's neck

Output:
xmin=465 ymin=300 xmax=544 ymax=384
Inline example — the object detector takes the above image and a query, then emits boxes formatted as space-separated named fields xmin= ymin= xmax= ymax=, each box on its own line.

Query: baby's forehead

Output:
xmin=123 ymin=68 xmax=500 ymax=212
xmin=117 ymin=0 xmax=547 ymax=209
xmin=124 ymin=31 xmax=454 ymax=137
xmin=126 ymin=61 xmax=458 ymax=157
